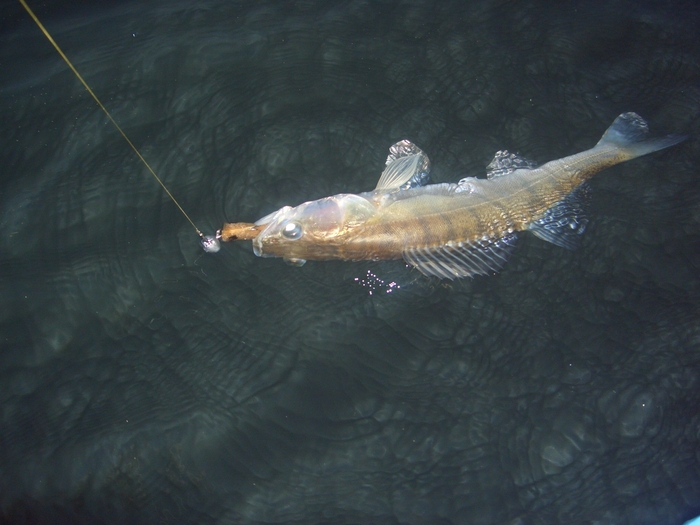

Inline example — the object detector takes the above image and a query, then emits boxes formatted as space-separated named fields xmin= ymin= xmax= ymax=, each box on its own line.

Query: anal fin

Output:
xmin=528 ymin=184 xmax=590 ymax=250
xmin=403 ymin=234 xmax=518 ymax=280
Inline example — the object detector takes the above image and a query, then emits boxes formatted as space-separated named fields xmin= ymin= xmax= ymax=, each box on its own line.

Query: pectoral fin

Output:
xmin=403 ymin=234 xmax=518 ymax=280
xmin=375 ymin=140 xmax=431 ymax=191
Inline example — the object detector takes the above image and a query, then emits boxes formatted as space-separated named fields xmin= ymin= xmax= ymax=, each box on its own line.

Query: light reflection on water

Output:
xmin=354 ymin=269 xmax=402 ymax=295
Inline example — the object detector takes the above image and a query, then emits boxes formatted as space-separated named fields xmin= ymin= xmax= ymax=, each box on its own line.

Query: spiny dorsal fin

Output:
xmin=403 ymin=234 xmax=518 ymax=280
xmin=375 ymin=140 xmax=431 ymax=191
xmin=486 ymin=150 xmax=538 ymax=179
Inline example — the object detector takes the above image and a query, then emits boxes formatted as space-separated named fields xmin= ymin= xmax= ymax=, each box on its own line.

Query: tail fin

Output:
xmin=596 ymin=112 xmax=686 ymax=158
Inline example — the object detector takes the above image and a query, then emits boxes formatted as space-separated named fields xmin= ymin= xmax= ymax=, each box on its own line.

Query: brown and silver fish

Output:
xmin=230 ymin=113 xmax=684 ymax=279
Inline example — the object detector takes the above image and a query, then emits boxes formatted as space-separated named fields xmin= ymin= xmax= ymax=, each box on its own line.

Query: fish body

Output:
xmin=251 ymin=113 xmax=684 ymax=279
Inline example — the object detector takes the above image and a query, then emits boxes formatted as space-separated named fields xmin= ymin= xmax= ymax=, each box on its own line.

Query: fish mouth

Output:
xmin=251 ymin=226 xmax=275 ymax=257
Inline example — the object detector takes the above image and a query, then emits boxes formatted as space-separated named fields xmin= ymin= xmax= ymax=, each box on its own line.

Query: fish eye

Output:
xmin=281 ymin=221 xmax=303 ymax=240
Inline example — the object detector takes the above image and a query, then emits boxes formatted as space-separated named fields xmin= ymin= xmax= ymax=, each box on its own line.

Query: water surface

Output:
xmin=1 ymin=1 xmax=699 ymax=523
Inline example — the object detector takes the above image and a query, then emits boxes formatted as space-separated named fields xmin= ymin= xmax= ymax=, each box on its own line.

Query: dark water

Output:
xmin=1 ymin=0 xmax=699 ymax=523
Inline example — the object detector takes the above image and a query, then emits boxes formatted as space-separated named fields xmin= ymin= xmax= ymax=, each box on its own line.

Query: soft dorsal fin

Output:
xmin=375 ymin=140 xmax=431 ymax=191
xmin=486 ymin=150 xmax=538 ymax=179
xmin=403 ymin=234 xmax=518 ymax=280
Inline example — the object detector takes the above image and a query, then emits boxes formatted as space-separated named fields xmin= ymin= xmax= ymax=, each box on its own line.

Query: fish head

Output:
xmin=252 ymin=193 xmax=376 ymax=261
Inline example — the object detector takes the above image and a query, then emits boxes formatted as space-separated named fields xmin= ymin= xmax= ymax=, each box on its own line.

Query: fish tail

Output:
xmin=596 ymin=112 xmax=686 ymax=158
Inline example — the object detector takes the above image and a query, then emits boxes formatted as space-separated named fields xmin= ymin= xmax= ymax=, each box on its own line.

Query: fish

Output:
xmin=234 ymin=113 xmax=685 ymax=279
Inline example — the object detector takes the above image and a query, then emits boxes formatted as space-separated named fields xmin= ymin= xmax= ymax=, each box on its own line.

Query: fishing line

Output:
xmin=19 ymin=0 xmax=221 ymax=252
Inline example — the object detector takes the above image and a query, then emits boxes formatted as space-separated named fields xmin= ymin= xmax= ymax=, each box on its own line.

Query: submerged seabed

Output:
xmin=1 ymin=0 xmax=699 ymax=524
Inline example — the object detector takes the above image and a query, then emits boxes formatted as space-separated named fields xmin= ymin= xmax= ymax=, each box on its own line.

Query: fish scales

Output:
xmin=339 ymin=144 xmax=629 ymax=259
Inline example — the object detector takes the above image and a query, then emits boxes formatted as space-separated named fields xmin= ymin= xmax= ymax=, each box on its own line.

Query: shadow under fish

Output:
xmin=221 ymin=113 xmax=685 ymax=279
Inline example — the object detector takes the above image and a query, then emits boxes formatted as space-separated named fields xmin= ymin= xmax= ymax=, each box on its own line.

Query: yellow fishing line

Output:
xmin=19 ymin=0 xmax=207 ymax=240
